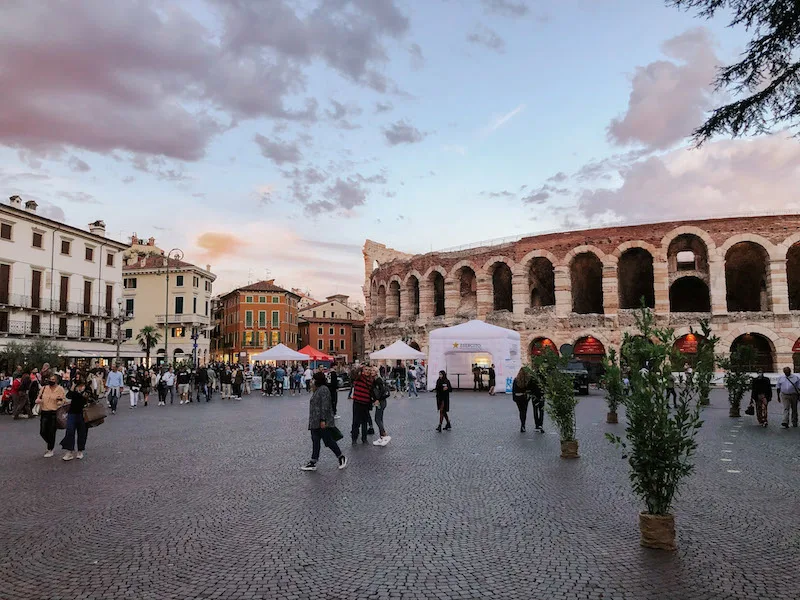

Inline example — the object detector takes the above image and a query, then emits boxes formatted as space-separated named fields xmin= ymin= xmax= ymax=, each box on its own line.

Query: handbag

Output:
xmin=55 ymin=405 xmax=69 ymax=429
xmin=744 ymin=402 xmax=754 ymax=416
xmin=328 ymin=426 xmax=344 ymax=442
xmin=83 ymin=401 xmax=107 ymax=425
xmin=32 ymin=403 xmax=41 ymax=416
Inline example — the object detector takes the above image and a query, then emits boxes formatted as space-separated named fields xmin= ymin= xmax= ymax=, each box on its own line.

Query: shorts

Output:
xmin=178 ymin=384 xmax=190 ymax=395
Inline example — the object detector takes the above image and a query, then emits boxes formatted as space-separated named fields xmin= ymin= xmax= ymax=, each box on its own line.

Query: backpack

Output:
xmin=371 ymin=377 xmax=390 ymax=401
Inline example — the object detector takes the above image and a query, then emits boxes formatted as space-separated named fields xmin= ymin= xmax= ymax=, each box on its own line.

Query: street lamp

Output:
xmin=164 ymin=248 xmax=184 ymax=367
xmin=114 ymin=298 xmax=132 ymax=367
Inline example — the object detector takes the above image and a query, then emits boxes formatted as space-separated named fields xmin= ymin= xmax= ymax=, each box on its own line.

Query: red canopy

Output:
xmin=299 ymin=345 xmax=334 ymax=361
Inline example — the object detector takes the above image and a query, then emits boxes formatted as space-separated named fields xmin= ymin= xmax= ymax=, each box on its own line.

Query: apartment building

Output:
xmin=216 ymin=280 xmax=300 ymax=363
xmin=121 ymin=236 xmax=216 ymax=366
xmin=298 ymin=295 xmax=365 ymax=363
xmin=0 ymin=195 xmax=129 ymax=362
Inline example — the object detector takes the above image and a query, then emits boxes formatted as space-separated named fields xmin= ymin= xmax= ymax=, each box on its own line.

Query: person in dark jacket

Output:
xmin=196 ymin=366 xmax=210 ymax=402
xmin=351 ymin=366 xmax=375 ymax=444
xmin=301 ymin=372 xmax=347 ymax=471
xmin=61 ymin=380 xmax=92 ymax=460
xmin=435 ymin=370 xmax=452 ymax=432
xmin=488 ymin=364 xmax=497 ymax=396
xmin=512 ymin=367 xmax=531 ymax=432
xmin=750 ymin=369 xmax=773 ymax=427
xmin=327 ymin=368 xmax=339 ymax=417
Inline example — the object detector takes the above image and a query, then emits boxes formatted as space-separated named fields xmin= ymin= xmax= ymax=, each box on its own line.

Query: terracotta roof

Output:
xmin=221 ymin=280 xmax=299 ymax=297
xmin=123 ymin=255 xmax=197 ymax=270
xmin=299 ymin=317 xmax=365 ymax=326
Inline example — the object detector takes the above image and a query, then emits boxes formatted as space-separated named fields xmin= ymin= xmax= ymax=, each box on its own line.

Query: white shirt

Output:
xmin=106 ymin=371 xmax=123 ymax=388
xmin=777 ymin=374 xmax=800 ymax=395
xmin=304 ymin=369 xmax=312 ymax=380
xmin=162 ymin=372 xmax=175 ymax=386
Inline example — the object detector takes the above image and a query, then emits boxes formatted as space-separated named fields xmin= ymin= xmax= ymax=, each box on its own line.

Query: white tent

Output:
xmin=251 ymin=344 xmax=309 ymax=362
xmin=427 ymin=320 xmax=521 ymax=393
xmin=369 ymin=340 xmax=426 ymax=361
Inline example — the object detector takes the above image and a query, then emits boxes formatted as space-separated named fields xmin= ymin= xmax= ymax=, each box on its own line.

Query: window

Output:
xmin=329 ymin=328 xmax=334 ymax=335
xmin=340 ymin=339 xmax=345 ymax=350
xmin=125 ymin=298 xmax=134 ymax=316
xmin=31 ymin=314 xmax=41 ymax=334
xmin=0 ymin=223 xmax=12 ymax=241
xmin=331 ymin=312 xmax=335 ymax=318
xmin=245 ymin=310 xmax=253 ymax=327
xmin=125 ymin=328 xmax=133 ymax=339
xmin=347 ymin=312 xmax=351 ymax=319
xmin=81 ymin=319 xmax=94 ymax=337
xmin=85 ymin=246 xmax=94 ymax=261
xmin=124 ymin=278 xmax=137 ymax=289
xmin=105 ymin=322 xmax=112 ymax=338
xmin=106 ymin=253 xmax=114 ymax=267
xmin=172 ymin=327 xmax=186 ymax=337
xmin=272 ymin=296 xmax=279 ymax=303
xmin=193 ymin=276 xmax=199 ymax=288
xmin=205 ymin=301 xmax=209 ymax=316
xmin=0 ymin=311 xmax=7 ymax=333
xmin=61 ymin=239 xmax=71 ymax=255
xmin=318 ymin=339 xmax=324 ymax=350
xmin=323 ymin=311 xmax=326 ymax=317
xmin=340 ymin=328 xmax=345 ymax=336
xmin=329 ymin=339 xmax=335 ymax=352
xmin=32 ymin=232 xmax=43 ymax=248
xmin=193 ymin=297 xmax=197 ymax=314
xmin=245 ymin=296 xmax=253 ymax=303
xmin=175 ymin=296 xmax=184 ymax=314
xmin=176 ymin=275 xmax=184 ymax=287
xmin=312 ymin=311 xmax=317 ymax=317
xmin=259 ymin=296 xmax=266 ymax=303
xmin=258 ymin=311 xmax=266 ymax=327
xmin=31 ymin=270 xmax=42 ymax=309
xmin=271 ymin=331 xmax=279 ymax=346
xmin=271 ymin=311 xmax=279 ymax=327
xmin=318 ymin=327 xmax=323 ymax=335
xmin=58 ymin=317 xmax=67 ymax=336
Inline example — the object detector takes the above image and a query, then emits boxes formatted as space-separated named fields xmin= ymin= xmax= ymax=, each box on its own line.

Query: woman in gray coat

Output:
xmin=301 ymin=372 xmax=347 ymax=471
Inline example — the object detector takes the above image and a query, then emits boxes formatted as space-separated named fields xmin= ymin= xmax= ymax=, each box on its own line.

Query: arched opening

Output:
xmin=429 ymin=271 xmax=445 ymax=317
xmin=573 ymin=335 xmax=606 ymax=383
xmin=731 ymin=333 xmax=775 ymax=372
xmin=669 ymin=277 xmax=711 ymax=312
xmin=571 ymin=252 xmax=603 ymax=314
xmin=370 ymin=281 xmax=378 ymax=319
xmin=725 ymin=242 xmax=770 ymax=312
xmin=667 ymin=234 xmax=709 ymax=275
xmin=491 ymin=262 xmax=513 ymax=312
xmin=456 ymin=266 xmax=477 ymax=316
xmin=787 ymin=244 xmax=800 ymax=310
xmin=618 ymin=248 xmax=655 ymax=309
xmin=530 ymin=337 xmax=558 ymax=359
xmin=377 ymin=285 xmax=387 ymax=318
xmin=407 ymin=276 xmax=420 ymax=317
xmin=387 ymin=281 xmax=401 ymax=318
xmin=528 ymin=258 xmax=555 ymax=307
xmin=673 ymin=333 xmax=704 ymax=368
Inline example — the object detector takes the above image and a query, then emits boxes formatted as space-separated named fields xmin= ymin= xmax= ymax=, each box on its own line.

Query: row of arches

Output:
xmin=370 ymin=233 xmax=800 ymax=320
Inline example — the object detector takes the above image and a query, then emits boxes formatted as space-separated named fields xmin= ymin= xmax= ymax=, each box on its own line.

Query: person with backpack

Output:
xmin=351 ymin=366 xmax=376 ymax=444
xmin=372 ymin=369 xmax=391 ymax=446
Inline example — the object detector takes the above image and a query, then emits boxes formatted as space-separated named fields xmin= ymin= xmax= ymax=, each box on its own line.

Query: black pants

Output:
xmin=331 ymin=390 xmax=338 ymax=415
xmin=310 ymin=428 xmax=342 ymax=462
xmin=666 ymin=387 xmax=677 ymax=407
xmin=351 ymin=402 xmax=371 ymax=441
xmin=158 ymin=387 xmax=167 ymax=403
xmin=39 ymin=410 xmax=58 ymax=450
xmin=515 ymin=399 xmax=529 ymax=427
xmin=532 ymin=400 xmax=544 ymax=429
xmin=233 ymin=382 xmax=241 ymax=397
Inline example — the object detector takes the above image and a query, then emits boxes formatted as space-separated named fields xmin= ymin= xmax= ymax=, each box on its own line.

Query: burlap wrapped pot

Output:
xmin=639 ymin=513 xmax=676 ymax=551
xmin=560 ymin=440 xmax=579 ymax=459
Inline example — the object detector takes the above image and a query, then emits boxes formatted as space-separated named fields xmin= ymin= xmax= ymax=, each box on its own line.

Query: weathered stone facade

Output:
xmin=363 ymin=216 xmax=800 ymax=372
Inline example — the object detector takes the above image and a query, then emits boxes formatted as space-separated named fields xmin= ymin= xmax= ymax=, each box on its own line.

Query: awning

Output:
xmin=251 ymin=344 xmax=310 ymax=362
xmin=298 ymin=345 xmax=334 ymax=361
xmin=368 ymin=340 xmax=426 ymax=361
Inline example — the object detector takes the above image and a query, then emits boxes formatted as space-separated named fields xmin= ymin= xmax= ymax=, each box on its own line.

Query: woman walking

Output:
xmin=488 ymin=364 xmax=497 ymax=396
xmin=301 ymin=372 xmax=347 ymax=471
xmin=750 ymin=369 xmax=773 ymax=427
xmin=512 ymin=367 xmax=530 ymax=432
xmin=435 ymin=370 xmax=452 ymax=432
xmin=61 ymin=379 xmax=92 ymax=460
xmin=35 ymin=373 xmax=67 ymax=457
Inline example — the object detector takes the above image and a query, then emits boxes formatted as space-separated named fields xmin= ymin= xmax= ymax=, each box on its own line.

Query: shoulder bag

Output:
xmin=83 ymin=400 xmax=107 ymax=426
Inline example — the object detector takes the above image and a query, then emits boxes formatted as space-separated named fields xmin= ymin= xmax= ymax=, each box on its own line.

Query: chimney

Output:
xmin=88 ymin=220 xmax=106 ymax=236
xmin=130 ymin=234 xmax=139 ymax=245
xmin=8 ymin=195 xmax=22 ymax=208
xmin=24 ymin=200 xmax=37 ymax=213
xmin=147 ymin=237 xmax=155 ymax=246
xmin=206 ymin=264 xmax=211 ymax=272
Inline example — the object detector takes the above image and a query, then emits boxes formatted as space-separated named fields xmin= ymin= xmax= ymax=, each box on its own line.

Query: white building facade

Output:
xmin=0 ymin=195 xmax=129 ymax=362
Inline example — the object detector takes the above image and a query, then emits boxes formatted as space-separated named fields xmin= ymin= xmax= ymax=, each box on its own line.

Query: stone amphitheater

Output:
xmin=363 ymin=215 xmax=800 ymax=375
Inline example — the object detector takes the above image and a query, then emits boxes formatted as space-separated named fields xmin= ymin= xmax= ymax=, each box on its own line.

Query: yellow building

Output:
xmin=120 ymin=236 xmax=216 ymax=366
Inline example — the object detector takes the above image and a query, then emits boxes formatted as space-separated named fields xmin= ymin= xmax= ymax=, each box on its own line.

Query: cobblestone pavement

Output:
xmin=1 ymin=387 xmax=798 ymax=600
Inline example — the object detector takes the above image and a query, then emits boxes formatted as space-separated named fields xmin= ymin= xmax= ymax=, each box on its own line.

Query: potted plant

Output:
xmin=718 ymin=345 xmax=756 ymax=418
xmin=601 ymin=348 xmax=625 ymax=424
xmin=607 ymin=308 xmax=718 ymax=550
xmin=534 ymin=349 xmax=579 ymax=458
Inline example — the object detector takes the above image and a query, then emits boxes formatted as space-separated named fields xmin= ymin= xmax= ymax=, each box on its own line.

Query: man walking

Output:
xmin=177 ymin=366 xmax=191 ymax=404
xmin=407 ymin=364 xmax=419 ymax=398
xmin=162 ymin=367 xmax=176 ymax=404
xmin=327 ymin=367 xmax=339 ymax=417
xmin=777 ymin=366 xmax=800 ymax=428
xmin=106 ymin=364 xmax=123 ymax=415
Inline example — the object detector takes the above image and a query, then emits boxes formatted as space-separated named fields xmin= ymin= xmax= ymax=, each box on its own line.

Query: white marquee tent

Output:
xmin=251 ymin=344 xmax=309 ymax=362
xmin=369 ymin=340 xmax=426 ymax=361
xmin=427 ymin=320 xmax=521 ymax=392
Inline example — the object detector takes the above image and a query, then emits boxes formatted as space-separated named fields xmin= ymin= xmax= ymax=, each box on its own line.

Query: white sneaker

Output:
xmin=62 ymin=451 xmax=75 ymax=461
xmin=76 ymin=451 xmax=84 ymax=460
xmin=179 ymin=400 xmax=184 ymax=405
xmin=43 ymin=450 xmax=54 ymax=458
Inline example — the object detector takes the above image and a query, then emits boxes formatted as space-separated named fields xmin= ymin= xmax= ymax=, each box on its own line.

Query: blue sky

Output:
xmin=2 ymin=0 xmax=797 ymax=301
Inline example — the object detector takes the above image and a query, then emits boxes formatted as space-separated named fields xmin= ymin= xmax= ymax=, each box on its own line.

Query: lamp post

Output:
xmin=114 ymin=298 xmax=132 ymax=367
xmin=164 ymin=248 xmax=184 ymax=367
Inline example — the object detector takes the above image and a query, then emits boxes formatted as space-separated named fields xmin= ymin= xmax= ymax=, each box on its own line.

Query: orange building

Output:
xmin=216 ymin=280 xmax=299 ymax=363
xmin=298 ymin=295 xmax=365 ymax=363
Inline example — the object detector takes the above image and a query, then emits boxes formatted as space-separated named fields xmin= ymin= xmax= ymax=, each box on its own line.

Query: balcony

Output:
xmin=155 ymin=313 xmax=210 ymax=326
xmin=0 ymin=319 xmax=115 ymax=341
xmin=0 ymin=295 xmax=122 ymax=317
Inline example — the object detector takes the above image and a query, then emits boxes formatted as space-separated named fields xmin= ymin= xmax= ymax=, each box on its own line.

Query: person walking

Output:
xmin=351 ymin=366 xmax=375 ymax=444
xmin=127 ymin=369 xmax=140 ymax=409
xmin=275 ymin=364 xmax=285 ymax=396
xmin=35 ymin=373 xmax=67 ymax=457
xmin=177 ymin=366 xmax=190 ymax=404
xmin=197 ymin=365 xmax=209 ymax=402
xmin=435 ymin=370 xmax=452 ymax=432
xmin=487 ymin=364 xmax=497 ymax=396
xmin=11 ymin=370 xmax=33 ymax=420
xmin=60 ymin=379 xmax=92 ymax=461
xmin=106 ymin=364 xmax=123 ymax=415
xmin=162 ymin=367 xmax=176 ymax=404
xmin=303 ymin=366 xmax=313 ymax=393
xmin=206 ymin=365 xmax=216 ymax=401
xmin=512 ymin=367 xmax=530 ymax=432
xmin=141 ymin=367 xmax=152 ymax=406
xmin=244 ymin=366 xmax=253 ymax=396
xmin=327 ymin=367 xmax=339 ymax=417
xmin=301 ymin=372 xmax=347 ymax=471
xmin=155 ymin=368 xmax=169 ymax=406
xmin=233 ymin=366 xmax=244 ymax=399
xmin=372 ymin=371 xmax=391 ymax=446
xmin=472 ymin=364 xmax=482 ymax=391
xmin=220 ymin=366 xmax=232 ymax=399
xmin=777 ymin=366 xmax=800 ymax=428
xmin=750 ymin=369 xmax=773 ymax=427
xmin=407 ymin=364 xmax=419 ymax=398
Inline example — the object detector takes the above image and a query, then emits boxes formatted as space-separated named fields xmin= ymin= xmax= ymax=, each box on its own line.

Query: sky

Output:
xmin=2 ymin=0 xmax=799 ymax=302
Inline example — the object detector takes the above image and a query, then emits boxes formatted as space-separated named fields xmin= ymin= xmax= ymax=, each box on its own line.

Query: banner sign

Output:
xmin=675 ymin=334 xmax=701 ymax=354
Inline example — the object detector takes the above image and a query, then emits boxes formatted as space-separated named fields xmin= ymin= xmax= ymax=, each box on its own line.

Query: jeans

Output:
xmin=532 ymin=399 xmax=545 ymax=429
xmin=781 ymin=393 xmax=798 ymax=426
xmin=515 ymin=398 xmax=528 ymax=428
xmin=408 ymin=380 xmax=418 ymax=397
xmin=374 ymin=400 xmax=387 ymax=436
xmin=351 ymin=402 xmax=371 ymax=441
xmin=60 ymin=413 xmax=88 ymax=452
xmin=310 ymin=428 xmax=342 ymax=462
xmin=108 ymin=387 xmax=120 ymax=412
xmin=395 ymin=377 xmax=402 ymax=394
xmin=39 ymin=410 xmax=58 ymax=450
xmin=222 ymin=383 xmax=232 ymax=398
xmin=168 ymin=385 xmax=175 ymax=404
xmin=276 ymin=379 xmax=283 ymax=396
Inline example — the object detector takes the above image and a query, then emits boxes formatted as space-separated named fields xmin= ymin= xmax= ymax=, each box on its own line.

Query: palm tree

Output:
xmin=136 ymin=325 xmax=162 ymax=367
